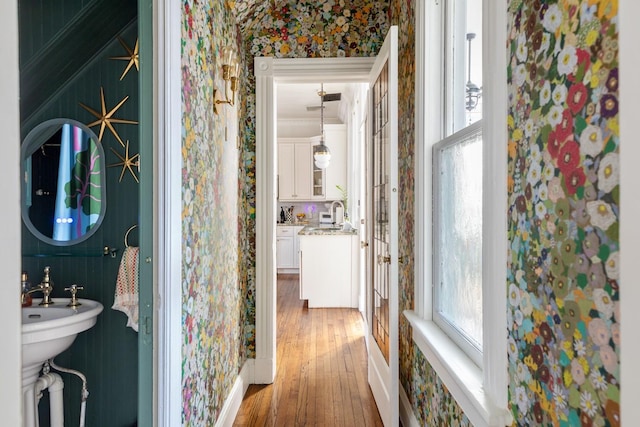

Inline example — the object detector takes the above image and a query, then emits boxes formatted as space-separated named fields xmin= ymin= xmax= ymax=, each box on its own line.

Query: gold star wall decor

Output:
xmin=79 ymin=87 xmax=138 ymax=147
xmin=110 ymin=37 xmax=139 ymax=81
xmin=109 ymin=140 xmax=140 ymax=183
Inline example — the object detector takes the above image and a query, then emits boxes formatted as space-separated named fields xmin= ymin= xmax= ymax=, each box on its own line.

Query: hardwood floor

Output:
xmin=233 ymin=274 xmax=383 ymax=426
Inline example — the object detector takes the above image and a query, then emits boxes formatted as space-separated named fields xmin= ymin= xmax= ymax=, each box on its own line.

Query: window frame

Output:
xmin=432 ymin=120 xmax=484 ymax=367
xmin=405 ymin=0 xmax=511 ymax=425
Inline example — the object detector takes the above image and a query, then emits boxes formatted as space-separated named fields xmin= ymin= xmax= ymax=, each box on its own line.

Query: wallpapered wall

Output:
xmin=507 ymin=1 xmax=620 ymax=425
xmin=184 ymin=0 xmax=622 ymax=426
xmin=181 ymin=1 xmax=245 ymax=424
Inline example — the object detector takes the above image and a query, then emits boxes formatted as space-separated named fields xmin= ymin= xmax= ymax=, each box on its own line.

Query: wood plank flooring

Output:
xmin=233 ymin=274 xmax=383 ymax=427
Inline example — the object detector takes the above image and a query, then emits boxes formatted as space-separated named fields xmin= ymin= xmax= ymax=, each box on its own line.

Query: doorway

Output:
xmin=254 ymin=57 xmax=376 ymax=383
xmin=256 ymin=30 xmax=399 ymax=424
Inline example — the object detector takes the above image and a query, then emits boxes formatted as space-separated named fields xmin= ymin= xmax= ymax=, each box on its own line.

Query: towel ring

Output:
xmin=124 ymin=224 xmax=138 ymax=248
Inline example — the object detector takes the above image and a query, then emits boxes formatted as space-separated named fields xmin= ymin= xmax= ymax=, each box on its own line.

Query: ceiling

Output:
xmin=277 ymin=82 xmax=350 ymax=122
xmin=228 ymin=0 xmax=272 ymax=31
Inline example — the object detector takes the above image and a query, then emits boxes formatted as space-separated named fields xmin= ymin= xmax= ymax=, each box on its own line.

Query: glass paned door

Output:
xmin=372 ymin=61 xmax=390 ymax=363
xmin=366 ymin=26 xmax=398 ymax=427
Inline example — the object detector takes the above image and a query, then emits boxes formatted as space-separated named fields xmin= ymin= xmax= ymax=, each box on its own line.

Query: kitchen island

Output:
xmin=298 ymin=225 xmax=359 ymax=308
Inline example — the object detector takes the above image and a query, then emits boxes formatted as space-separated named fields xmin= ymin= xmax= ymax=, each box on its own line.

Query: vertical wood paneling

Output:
xmin=20 ymin=11 xmax=141 ymax=426
xmin=18 ymin=0 xmax=88 ymax=64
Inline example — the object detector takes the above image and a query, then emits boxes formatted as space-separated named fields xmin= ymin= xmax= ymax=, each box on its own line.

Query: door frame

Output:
xmin=254 ymin=57 xmax=375 ymax=382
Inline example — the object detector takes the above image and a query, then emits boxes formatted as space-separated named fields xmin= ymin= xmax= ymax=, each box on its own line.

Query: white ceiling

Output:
xmin=276 ymin=82 xmax=349 ymax=122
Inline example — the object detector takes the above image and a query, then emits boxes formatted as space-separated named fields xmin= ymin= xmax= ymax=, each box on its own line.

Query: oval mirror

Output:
xmin=21 ymin=119 xmax=106 ymax=246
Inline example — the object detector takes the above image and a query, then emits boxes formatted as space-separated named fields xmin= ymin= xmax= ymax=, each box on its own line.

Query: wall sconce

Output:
xmin=214 ymin=46 xmax=239 ymax=114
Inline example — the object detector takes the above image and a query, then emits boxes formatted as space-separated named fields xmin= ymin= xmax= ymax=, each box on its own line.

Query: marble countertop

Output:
xmin=297 ymin=224 xmax=357 ymax=236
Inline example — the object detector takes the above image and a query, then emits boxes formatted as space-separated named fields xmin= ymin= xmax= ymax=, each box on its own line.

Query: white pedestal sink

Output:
xmin=22 ymin=298 xmax=103 ymax=427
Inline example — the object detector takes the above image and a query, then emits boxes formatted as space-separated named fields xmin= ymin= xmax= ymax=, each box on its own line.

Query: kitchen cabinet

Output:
xmin=299 ymin=233 xmax=359 ymax=307
xmin=278 ymin=124 xmax=347 ymax=202
xmin=276 ymin=225 xmax=304 ymax=272
xmin=278 ymin=142 xmax=312 ymax=200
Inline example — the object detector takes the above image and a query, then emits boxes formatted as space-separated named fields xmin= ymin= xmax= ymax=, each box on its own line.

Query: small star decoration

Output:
xmin=109 ymin=140 xmax=140 ymax=183
xmin=110 ymin=37 xmax=139 ymax=81
xmin=79 ymin=87 xmax=138 ymax=147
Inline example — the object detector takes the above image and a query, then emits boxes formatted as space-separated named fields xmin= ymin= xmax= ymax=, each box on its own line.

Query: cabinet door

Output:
xmin=324 ymin=124 xmax=347 ymax=201
xmin=311 ymin=161 xmax=326 ymax=199
xmin=293 ymin=143 xmax=312 ymax=200
xmin=278 ymin=143 xmax=296 ymax=200
xmin=292 ymin=226 xmax=304 ymax=268
xmin=276 ymin=236 xmax=294 ymax=268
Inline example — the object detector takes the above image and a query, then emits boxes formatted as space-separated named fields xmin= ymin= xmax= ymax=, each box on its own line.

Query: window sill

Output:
xmin=404 ymin=310 xmax=511 ymax=427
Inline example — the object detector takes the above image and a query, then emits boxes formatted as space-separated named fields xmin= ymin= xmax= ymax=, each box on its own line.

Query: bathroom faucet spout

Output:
xmin=21 ymin=283 xmax=52 ymax=306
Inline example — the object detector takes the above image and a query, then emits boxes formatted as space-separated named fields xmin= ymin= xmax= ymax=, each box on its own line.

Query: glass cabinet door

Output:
xmin=312 ymin=162 xmax=325 ymax=198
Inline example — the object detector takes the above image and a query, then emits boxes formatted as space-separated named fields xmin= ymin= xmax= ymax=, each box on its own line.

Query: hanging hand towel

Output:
xmin=112 ymin=246 xmax=139 ymax=332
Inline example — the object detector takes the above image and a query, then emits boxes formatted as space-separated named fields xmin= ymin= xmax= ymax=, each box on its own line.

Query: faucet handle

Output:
xmin=64 ymin=284 xmax=84 ymax=307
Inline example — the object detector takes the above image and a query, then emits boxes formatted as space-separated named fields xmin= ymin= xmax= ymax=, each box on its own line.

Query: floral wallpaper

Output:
xmin=244 ymin=0 xmax=390 ymax=58
xmin=181 ymin=0 xmax=246 ymax=424
xmin=412 ymin=346 xmax=473 ymax=426
xmin=507 ymin=1 xmax=620 ymax=425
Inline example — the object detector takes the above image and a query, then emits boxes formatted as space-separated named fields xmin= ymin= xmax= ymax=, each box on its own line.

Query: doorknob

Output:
xmin=361 ymin=241 xmax=369 ymax=248
xmin=377 ymin=255 xmax=391 ymax=265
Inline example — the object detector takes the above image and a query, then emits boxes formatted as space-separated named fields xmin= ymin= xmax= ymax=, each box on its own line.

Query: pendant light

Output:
xmin=313 ymin=83 xmax=331 ymax=169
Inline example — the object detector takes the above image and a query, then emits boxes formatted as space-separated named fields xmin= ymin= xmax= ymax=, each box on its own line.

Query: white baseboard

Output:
xmin=215 ymin=360 xmax=254 ymax=427
xmin=400 ymin=385 xmax=420 ymax=427
xmin=253 ymin=356 xmax=276 ymax=384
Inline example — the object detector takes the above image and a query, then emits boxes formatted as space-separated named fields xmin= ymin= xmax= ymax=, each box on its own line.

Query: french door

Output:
xmin=366 ymin=26 xmax=398 ymax=427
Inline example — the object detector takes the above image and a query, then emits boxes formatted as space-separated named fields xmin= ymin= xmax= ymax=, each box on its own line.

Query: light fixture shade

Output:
xmin=222 ymin=46 xmax=236 ymax=66
xmin=314 ymin=143 xmax=331 ymax=169
xmin=315 ymin=83 xmax=331 ymax=169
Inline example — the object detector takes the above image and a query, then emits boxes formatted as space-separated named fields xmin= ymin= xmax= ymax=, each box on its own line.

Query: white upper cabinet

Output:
xmin=278 ymin=141 xmax=312 ymax=200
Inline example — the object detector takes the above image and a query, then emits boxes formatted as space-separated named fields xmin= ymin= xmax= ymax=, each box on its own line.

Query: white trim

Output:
xmin=215 ymin=360 xmax=254 ymax=427
xmin=368 ymin=344 xmax=391 ymax=423
xmin=414 ymin=0 xmax=441 ymax=320
xmin=156 ymin=0 xmax=183 ymax=425
xmin=481 ymin=0 xmax=509 ymax=410
xmin=254 ymin=56 xmax=375 ymax=385
xmin=254 ymin=57 xmax=277 ymax=383
xmin=399 ymin=384 xmax=420 ymax=427
xmin=405 ymin=311 xmax=511 ymax=427
xmin=413 ymin=0 xmax=511 ymax=425
xmin=619 ymin=2 xmax=640 ymax=425
xmin=0 ymin=1 xmax=22 ymax=425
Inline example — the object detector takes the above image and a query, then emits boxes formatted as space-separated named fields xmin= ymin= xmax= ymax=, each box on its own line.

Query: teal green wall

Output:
xmin=20 ymin=2 xmax=141 ymax=425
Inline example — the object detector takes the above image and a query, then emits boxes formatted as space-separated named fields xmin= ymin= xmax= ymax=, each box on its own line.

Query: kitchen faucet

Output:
xmin=330 ymin=200 xmax=345 ymax=225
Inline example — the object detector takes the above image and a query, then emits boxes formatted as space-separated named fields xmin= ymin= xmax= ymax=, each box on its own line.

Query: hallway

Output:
xmin=233 ymin=275 xmax=383 ymax=426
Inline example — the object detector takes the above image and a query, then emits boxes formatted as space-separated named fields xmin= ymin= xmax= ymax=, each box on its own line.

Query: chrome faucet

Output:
xmin=330 ymin=200 xmax=345 ymax=225
xmin=22 ymin=266 xmax=54 ymax=306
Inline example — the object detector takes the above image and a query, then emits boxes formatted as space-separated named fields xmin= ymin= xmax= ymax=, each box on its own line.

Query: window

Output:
xmin=433 ymin=0 xmax=483 ymax=366
xmin=406 ymin=0 xmax=511 ymax=425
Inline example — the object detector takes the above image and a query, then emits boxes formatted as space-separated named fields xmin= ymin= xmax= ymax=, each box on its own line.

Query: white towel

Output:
xmin=112 ymin=246 xmax=139 ymax=332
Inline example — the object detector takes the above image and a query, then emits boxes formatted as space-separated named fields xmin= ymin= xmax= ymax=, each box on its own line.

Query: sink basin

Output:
xmin=22 ymin=298 xmax=103 ymax=384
